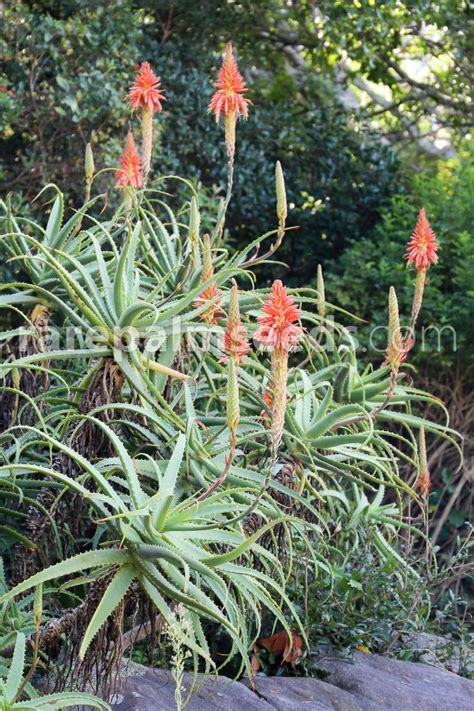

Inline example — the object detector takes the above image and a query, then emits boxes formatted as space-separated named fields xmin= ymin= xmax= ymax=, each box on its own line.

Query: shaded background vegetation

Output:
xmin=0 ymin=0 xmax=472 ymax=656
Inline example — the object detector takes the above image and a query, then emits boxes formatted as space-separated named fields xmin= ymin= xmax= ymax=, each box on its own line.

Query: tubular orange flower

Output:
xmin=209 ymin=42 xmax=249 ymax=124
xmin=405 ymin=209 xmax=438 ymax=344
xmin=262 ymin=387 xmax=273 ymax=412
xmin=255 ymin=281 xmax=303 ymax=457
xmin=194 ymin=282 xmax=225 ymax=324
xmin=129 ymin=62 xmax=166 ymax=113
xmin=416 ymin=469 xmax=431 ymax=499
xmin=129 ymin=62 xmax=166 ymax=185
xmin=115 ymin=130 xmax=143 ymax=188
xmin=221 ymin=279 xmax=250 ymax=363
xmin=255 ymin=280 xmax=303 ymax=352
xmin=194 ymin=235 xmax=224 ymax=324
xmin=406 ymin=208 xmax=438 ymax=271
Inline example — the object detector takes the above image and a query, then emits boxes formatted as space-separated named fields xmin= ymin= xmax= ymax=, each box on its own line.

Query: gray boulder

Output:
xmin=401 ymin=632 xmax=474 ymax=676
xmin=110 ymin=652 xmax=474 ymax=711
xmin=111 ymin=666 xmax=269 ymax=710
xmin=315 ymin=650 xmax=473 ymax=710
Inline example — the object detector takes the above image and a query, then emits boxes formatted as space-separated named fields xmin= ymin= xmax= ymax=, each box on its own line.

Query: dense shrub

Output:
xmin=0 ymin=2 xmax=401 ymax=288
xmin=327 ymin=144 xmax=474 ymax=374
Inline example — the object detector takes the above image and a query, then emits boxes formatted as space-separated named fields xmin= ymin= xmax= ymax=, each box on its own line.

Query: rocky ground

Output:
xmin=111 ymin=650 xmax=474 ymax=711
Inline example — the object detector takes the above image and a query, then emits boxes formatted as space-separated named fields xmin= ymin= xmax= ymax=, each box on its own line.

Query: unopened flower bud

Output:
xmin=386 ymin=286 xmax=403 ymax=370
xmin=189 ymin=196 xmax=200 ymax=245
xmin=317 ymin=264 xmax=326 ymax=318
xmin=416 ymin=426 xmax=430 ymax=499
xmin=275 ymin=160 xmax=287 ymax=227
xmin=227 ymin=356 xmax=240 ymax=447
xmin=193 ymin=234 xmax=224 ymax=324
xmin=85 ymin=142 xmax=94 ymax=181
xmin=202 ymin=233 xmax=213 ymax=282
xmin=222 ymin=279 xmax=250 ymax=363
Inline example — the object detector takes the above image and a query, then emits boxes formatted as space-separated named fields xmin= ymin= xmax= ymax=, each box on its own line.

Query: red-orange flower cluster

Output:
xmin=194 ymin=282 xmax=225 ymax=325
xmin=416 ymin=469 xmax=430 ymax=499
xmin=255 ymin=280 xmax=303 ymax=352
xmin=223 ymin=324 xmax=250 ymax=362
xmin=406 ymin=208 xmax=438 ymax=270
xmin=115 ymin=131 xmax=143 ymax=188
xmin=209 ymin=43 xmax=249 ymax=123
xmin=259 ymin=387 xmax=274 ymax=421
xmin=129 ymin=62 xmax=166 ymax=113
xmin=262 ymin=388 xmax=273 ymax=410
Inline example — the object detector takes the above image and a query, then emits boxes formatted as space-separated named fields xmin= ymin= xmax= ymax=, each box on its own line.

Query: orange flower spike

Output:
xmin=115 ymin=130 xmax=143 ymax=189
xmin=209 ymin=42 xmax=250 ymax=159
xmin=193 ymin=234 xmax=224 ymax=324
xmin=406 ymin=209 xmax=439 ymax=334
xmin=129 ymin=62 xmax=166 ymax=185
xmin=129 ymin=61 xmax=166 ymax=113
xmin=255 ymin=280 xmax=303 ymax=353
xmin=255 ymin=280 xmax=303 ymax=457
xmin=406 ymin=208 xmax=438 ymax=271
xmin=209 ymin=42 xmax=249 ymax=123
xmin=222 ymin=279 xmax=250 ymax=363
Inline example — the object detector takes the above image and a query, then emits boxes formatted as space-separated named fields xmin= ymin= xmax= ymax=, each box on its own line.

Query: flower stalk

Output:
xmin=275 ymin=160 xmax=287 ymax=234
xmin=371 ymin=286 xmax=407 ymax=417
xmin=141 ymin=107 xmax=153 ymax=184
xmin=129 ymin=62 xmax=166 ymax=186
xmin=222 ymin=279 xmax=250 ymax=363
xmin=239 ymin=161 xmax=289 ymax=269
xmin=416 ymin=426 xmax=430 ymax=500
xmin=227 ymin=356 xmax=240 ymax=457
xmin=209 ymin=43 xmax=249 ymax=244
xmin=84 ymin=142 xmax=94 ymax=191
xmin=255 ymin=280 xmax=303 ymax=459
xmin=193 ymin=234 xmax=224 ymax=324
xmin=386 ymin=286 xmax=404 ymax=374
xmin=188 ymin=195 xmax=201 ymax=267
xmin=317 ymin=264 xmax=326 ymax=320
xmin=270 ymin=347 xmax=288 ymax=455
xmin=404 ymin=208 xmax=438 ymax=351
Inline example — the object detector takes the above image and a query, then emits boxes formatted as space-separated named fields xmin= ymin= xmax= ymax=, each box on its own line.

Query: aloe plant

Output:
xmin=0 ymin=52 xmax=462 ymax=704
xmin=0 ymin=419 xmax=310 ymax=677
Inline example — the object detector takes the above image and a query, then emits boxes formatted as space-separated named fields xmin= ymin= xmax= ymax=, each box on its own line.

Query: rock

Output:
xmin=315 ymin=650 xmax=474 ymax=711
xmin=112 ymin=666 xmax=269 ymax=711
xmin=244 ymin=676 xmax=370 ymax=710
xmin=401 ymin=632 xmax=474 ymax=676
xmin=110 ymin=653 xmax=474 ymax=710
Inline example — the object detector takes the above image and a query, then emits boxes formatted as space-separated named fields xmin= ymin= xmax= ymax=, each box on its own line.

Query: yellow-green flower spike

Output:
xmin=85 ymin=142 xmax=94 ymax=181
xmin=275 ymin=160 xmax=287 ymax=227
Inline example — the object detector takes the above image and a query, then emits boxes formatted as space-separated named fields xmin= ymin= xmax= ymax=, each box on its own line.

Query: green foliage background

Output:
xmin=0 ymin=2 xmax=399 ymax=281
xmin=329 ymin=143 xmax=474 ymax=371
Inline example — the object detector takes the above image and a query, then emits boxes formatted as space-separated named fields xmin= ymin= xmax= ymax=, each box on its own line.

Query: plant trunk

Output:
xmin=10 ymin=358 xmax=124 ymax=586
xmin=0 ymin=304 xmax=51 ymax=432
